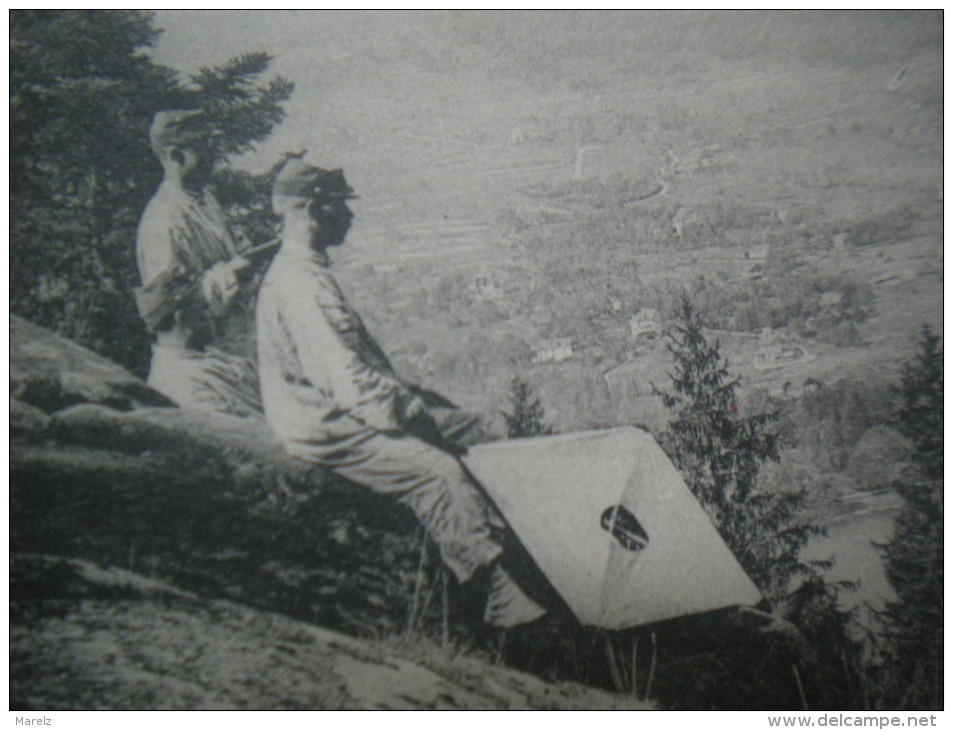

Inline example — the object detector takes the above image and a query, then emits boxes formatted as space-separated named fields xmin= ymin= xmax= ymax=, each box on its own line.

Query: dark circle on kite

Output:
xmin=600 ymin=505 xmax=649 ymax=552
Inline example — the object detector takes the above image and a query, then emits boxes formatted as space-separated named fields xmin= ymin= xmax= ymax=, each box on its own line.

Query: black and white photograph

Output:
xmin=9 ymin=10 xmax=943 ymax=714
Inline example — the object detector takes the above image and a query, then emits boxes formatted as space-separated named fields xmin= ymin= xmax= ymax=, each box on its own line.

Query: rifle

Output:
xmin=238 ymin=238 xmax=281 ymax=261
xmin=134 ymin=238 xmax=280 ymax=332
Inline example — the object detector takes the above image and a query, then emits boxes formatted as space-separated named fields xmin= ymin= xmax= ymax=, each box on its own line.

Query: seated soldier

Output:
xmin=135 ymin=109 xmax=260 ymax=416
xmin=256 ymin=157 xmax=546 ymax=627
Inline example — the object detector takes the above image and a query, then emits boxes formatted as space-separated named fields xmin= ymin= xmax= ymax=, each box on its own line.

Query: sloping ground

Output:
xmin=10 ymin=555 xmax=647 ymax=710
xmin=9 ymin=316 xmax=651 ymax=710
xmin=10 ymin=316 xmax=425 ymax=638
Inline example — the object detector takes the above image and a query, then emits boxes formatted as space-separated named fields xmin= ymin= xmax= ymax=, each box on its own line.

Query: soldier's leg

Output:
xmin=310 ymin=432 xmax=504 ymax=583
xmin=289 ymin=432 xmax=546 ymax=627
xmin=148 ymin=344 xmax=261 ymax=417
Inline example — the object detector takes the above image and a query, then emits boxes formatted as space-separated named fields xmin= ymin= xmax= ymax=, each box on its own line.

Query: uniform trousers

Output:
xmin=147 ymin=344 xmax=262 ymax=417
xmin=284 ymin=429 xmax=506 ymax=583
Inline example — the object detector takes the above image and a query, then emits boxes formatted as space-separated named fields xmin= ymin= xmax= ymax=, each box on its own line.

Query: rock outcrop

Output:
xmin=11 ymin=315 xmax=172 ymax=413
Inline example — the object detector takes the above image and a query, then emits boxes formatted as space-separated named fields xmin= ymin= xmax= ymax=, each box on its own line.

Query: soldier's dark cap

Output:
xmin=273 ymin=157 xmax=356 ymax=201
xmin=149 ymin=109 xmax=204 ymax=152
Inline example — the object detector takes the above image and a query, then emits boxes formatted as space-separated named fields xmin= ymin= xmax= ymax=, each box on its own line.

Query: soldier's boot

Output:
xmin=483 ymin=562 xmax=547 ymax=628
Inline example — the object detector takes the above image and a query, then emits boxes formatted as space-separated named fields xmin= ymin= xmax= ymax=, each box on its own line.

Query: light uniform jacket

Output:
xmin=136 ymin=180 xmax=244 ymax=323
xmin=135 ymin=180 xmax=260 ymax=416
xmin=256 ymin=243 xmax=413 ymax=445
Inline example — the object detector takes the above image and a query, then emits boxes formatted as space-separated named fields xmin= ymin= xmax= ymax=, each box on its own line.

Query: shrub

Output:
xmin=502 ymin=377 xmax=554 ymax=439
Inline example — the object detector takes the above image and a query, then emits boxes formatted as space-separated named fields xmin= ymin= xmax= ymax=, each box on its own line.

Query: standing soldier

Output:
xmin=256 ymin=157 xmax=548 ymax=627
xmin=135 ymin=109 xmax=261 ymax=416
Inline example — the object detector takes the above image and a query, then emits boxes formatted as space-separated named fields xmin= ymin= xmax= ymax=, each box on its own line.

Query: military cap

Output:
xmin=273 ymin=156 xmax=356 ymax=201
xmin=149 ymin=109 xmax=204 ymax=152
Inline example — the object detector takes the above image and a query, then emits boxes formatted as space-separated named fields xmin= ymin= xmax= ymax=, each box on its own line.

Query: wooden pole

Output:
xmin=793 ymin=664 xmax=809 ymax=710
xmin=644 ymin=631 xmax=657 ymax=702
xmin=494 ymin=630 xmax=506 ymax=666
xmin=441 ymin=567 xmax=450 ymax=648
xmin=604 ymin=634 xmax=625 ymax=694
xmin=405 ymin=529 xmax=428 ymax=637
xmin=630 ymin=635 xmax=639 ymax=697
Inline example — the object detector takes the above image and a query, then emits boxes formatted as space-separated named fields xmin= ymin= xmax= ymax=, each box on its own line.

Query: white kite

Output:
xmin=464 ymin=427 xmax=762 ymax=629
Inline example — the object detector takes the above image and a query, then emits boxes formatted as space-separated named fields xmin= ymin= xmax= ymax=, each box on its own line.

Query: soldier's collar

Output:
xmin=275 ymin=233 xmax=331 ymax=267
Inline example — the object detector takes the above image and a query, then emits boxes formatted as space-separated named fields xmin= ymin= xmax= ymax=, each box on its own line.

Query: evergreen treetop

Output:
xmin=894 ymin=325 xmax=943 ymax=481
xmin=878 ymin=326 xmax=943 ymax=710
xmin=656 ymin=295 xmax=821 ymax=601
xmin=10 ymin=10 xmax=293 ymax=374
xmin=503 ymin=377 xmax=554 ymax=439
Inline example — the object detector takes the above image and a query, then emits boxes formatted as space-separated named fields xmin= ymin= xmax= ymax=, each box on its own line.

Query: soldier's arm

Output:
xmin=287 ymin=282 xmax=421 ymax=432
xmin=135 ymin=215 xmax=202 ymax=332
xmin=202 ymin=189 xmax=253 ymax=254
xmin=136 ymin=209 xmax=254 ymax=331
xmin=134 ymin=269 xmax=201 ymax=332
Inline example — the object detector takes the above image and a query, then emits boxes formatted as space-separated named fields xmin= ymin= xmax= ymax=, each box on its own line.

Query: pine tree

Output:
xmin=879 ymin=326 xmax=943 ymax=709
xmin=652 ymin=295 xmax=874 ymax=710
xmin=503 ymin=377 xmax=554 ymax=439
xmin=656 ymin=295 xmax=821 ymax=600
xmin=10 ymin=10 xmax=293 ymax=374
xmin=895 ymin=326 xmax=943 ymax=481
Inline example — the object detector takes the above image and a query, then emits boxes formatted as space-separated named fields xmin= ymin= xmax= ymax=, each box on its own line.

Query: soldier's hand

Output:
xmin=399 ymin=393 xmax=441 ymax=435
xmin=201 ymin=259 xmax=247 ymax=313
xmin=401 ymin=394 xmax=428 ymax=424
xmin=229 ymin=255 xmax=252 ymax=275
xmin=400 ymin=396 xmax=457 ymax=451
